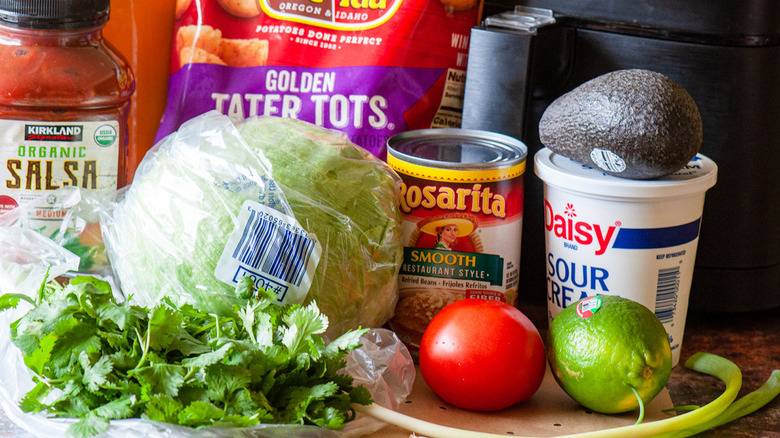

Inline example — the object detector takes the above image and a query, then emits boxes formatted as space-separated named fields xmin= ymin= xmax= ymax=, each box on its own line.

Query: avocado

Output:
xmin=538 ymin=69 xmax=703 ymax=179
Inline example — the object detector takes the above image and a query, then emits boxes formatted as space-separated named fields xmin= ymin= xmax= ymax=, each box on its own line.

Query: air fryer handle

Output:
xmin=462 ymin=26 xmax=537 ymax=140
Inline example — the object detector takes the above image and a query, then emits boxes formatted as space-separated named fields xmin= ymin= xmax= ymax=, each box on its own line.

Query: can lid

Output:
xmin=0 ymin=0 xmax=110 ymax=30
xmin=387 ymin=129 xmax=528 ymax=170
xmin=534 ymin=148 xmax=717 ymax=199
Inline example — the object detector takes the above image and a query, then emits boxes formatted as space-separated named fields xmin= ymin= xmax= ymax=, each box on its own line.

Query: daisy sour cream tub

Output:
xmin=535 ymin=148 xmax=717 ymax=365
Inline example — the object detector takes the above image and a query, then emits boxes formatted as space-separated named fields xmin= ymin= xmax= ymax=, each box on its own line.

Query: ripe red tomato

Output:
xmin=418 ymin=299 xmax=546 ymax=411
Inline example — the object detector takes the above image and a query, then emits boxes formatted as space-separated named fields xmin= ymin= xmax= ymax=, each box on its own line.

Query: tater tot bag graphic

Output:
xmin=158 ymin=0 xmax=483 ymax=159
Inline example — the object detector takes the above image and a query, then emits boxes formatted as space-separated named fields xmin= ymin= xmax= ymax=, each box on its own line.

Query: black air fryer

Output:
xmin=462 ymin=0 xmax=780 ymax=312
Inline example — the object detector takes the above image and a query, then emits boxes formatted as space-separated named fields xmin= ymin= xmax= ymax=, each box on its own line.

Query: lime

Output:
xmin=547 ymin=295 xmax=673 ymax=414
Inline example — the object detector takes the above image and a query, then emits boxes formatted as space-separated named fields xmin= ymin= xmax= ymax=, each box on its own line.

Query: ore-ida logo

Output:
xmin=260 ymin=0 xmax=402 ymax=30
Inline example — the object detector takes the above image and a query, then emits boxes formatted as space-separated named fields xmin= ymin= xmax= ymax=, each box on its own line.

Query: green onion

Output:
xmin=356 ymin=352 xmax=771 ymax=438
xmin=655 ymin=369 xmax=780 ymax=438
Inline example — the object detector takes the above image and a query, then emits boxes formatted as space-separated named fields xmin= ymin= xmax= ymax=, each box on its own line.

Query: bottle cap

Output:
xmin=0 ymin=0 xmax=110 ymax=30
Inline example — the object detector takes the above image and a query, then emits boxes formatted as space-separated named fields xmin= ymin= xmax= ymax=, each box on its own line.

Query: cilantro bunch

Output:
xmin=0 ymin=276 xmax=372 ymax=437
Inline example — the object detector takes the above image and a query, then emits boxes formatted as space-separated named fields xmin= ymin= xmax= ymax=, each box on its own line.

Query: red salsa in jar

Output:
xmin=0 ymin=0 xmax=134 ymax=220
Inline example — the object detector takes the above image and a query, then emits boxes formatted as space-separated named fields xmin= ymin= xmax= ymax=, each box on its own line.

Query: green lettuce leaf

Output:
xmin=105 ymin=112 xmax=401 ymax=337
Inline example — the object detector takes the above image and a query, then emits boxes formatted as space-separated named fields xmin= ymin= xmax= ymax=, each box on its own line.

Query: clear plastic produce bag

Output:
xmin=102 ymin=111 xmax=402 ymax=338
xmin=0 ymin=226 xmax=413 ymax=437
xmin=0 ymin=110 xmax=410 ymax=437
xmin=0 ymin=186 xmax=112 ymax=276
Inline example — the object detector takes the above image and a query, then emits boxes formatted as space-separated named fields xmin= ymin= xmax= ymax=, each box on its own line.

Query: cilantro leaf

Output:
xmin=18 ymin=381 xmax=50 ymax=413
xmin=144 ymin=395 xmax=182 ymax=423
xmin=50 ymin=317 xmax=101 ymax=366
xmin=148 ymin=305 xmax=182 ymax=350
xmin=325 ymin=328 xmax=368 ymax=359
xmin=133 ymin=363 xmax=186 ymax=398
xmin=67 ymin=412 xmax=109 ymax=438
xmin=69 ymin=275 xmax=113 ymax=295
xmin=308 ymin=405 xmax=348 ymax=429
xmin=82 ymin=355 xmax=114 ymax=392
xmin=254 ymin=312 xmax=274 ymax=348
xmin=96 ymin=300 xmax=138 ymax=332
xmin=180 ymin=342 xmax=233 ymax=368
xmin=204 ymin=366 xmax=252 ymax=405
xmin=168 ymin=328 xmax=211 ymax=356
xmin=177 ymin=400 xmax=224 ymax=427
xmin=277 ymin=382 xmax=339 ymax=424
xmin=0 ymin=292 xmax=34 ymax=310
xmin=93 ymin=394 xmax=136 ymax=420
xmin=281 ymin=302 xmax=327 ymax=357
xmin=349 ymin=384 xmax=373 ymax=406
xmin=24 ymin=332 xmax=57 ymax=375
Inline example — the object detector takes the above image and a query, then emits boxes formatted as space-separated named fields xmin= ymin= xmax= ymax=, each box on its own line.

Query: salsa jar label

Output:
xmin=0 ymin=120 xmax=120 ymax=230
xmin=385 ymin=129 xmax=527 ymax=351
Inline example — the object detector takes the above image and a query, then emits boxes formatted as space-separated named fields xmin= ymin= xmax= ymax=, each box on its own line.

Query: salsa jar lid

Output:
xmin=0 ymin=0 xmax=110 ymax=30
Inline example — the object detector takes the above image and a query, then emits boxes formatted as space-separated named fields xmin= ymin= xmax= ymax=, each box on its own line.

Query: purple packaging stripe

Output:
xmin=155 ymin=64 xmax=448 ymax=158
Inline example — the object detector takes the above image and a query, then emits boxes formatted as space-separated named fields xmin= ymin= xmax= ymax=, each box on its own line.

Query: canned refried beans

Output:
xmin=386 ymin=129 xmax=528 ymax=352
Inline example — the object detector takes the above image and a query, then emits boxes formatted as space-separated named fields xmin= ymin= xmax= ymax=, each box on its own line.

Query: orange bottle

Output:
xmin=104 ymin=0 xmax=176 ymax=183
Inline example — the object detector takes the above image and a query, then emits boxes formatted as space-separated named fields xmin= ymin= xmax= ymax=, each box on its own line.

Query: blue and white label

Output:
xmin=215 ymin=200 xmax=322 ymax=304
xmin=612 ymin=219 xmax=701 ymax=249
xmin=543 ymin=195 xmax=707 ymax=366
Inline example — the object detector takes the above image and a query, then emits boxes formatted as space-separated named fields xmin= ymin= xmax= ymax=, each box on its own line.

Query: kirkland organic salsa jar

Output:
xmin=0 ymin=0 xmax=134 ymax=228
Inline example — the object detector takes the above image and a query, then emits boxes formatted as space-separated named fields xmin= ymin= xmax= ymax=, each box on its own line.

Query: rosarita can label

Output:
xmin=386 ymin=129 xmax=527 ymax=350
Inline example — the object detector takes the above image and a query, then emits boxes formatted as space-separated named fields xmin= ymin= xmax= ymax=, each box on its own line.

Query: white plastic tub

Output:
xmin=535 ymin=148 xmax=717 ymax=365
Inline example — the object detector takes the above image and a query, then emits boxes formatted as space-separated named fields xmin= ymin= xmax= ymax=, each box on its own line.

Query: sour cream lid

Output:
xmin=534 ymin=148 xmax=718 ymax=199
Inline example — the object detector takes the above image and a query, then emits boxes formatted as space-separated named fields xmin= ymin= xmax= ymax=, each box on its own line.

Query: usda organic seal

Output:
xmin=94 ymin=124 xmax=118 ymax=147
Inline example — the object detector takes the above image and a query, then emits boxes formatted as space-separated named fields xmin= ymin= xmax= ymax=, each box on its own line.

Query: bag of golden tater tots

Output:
xmin=157 ymin=0 xmax=483 ymax=159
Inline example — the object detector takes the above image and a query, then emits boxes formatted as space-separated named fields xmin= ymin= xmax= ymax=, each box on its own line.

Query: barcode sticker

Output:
xmin=654 ymin=266 xmax=680 ymax=324
xmin=215 ymin=200 xmax=321 ymax=304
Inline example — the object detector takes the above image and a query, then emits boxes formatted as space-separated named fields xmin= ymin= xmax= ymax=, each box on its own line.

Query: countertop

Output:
xmin=665 ymin=307 xmax=780 ymax=437
xmin=2 ymin=301 xmax=778 ymax=437
xmin=520 ymin=299 xmax=780 ymax=437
